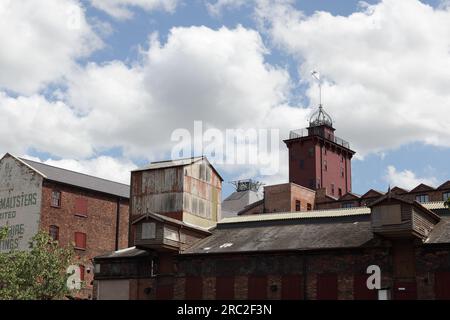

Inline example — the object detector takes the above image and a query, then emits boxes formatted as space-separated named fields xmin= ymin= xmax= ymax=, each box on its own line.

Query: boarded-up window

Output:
xmin=281 ymin=275 xmax=303 ymax=300
xmin=185 ymin=277 xmax=203 ymax=300
xmin=49 ymin=225 xmax=59 ymax=241
xmin=353 ymin=275 xmax=377 ymax=300
xmin=164 ymin=226 xmax=179 ymax=242
xmin=141 ymin=222 xmax=156 ymax=239
xmin=51 ymin=190 xmax=61 ymax=207
xmin=248 ymin=275 xmax=267 ymax=299
xmin=216 ymin=276 xmax=234 ymax=299
xmin=74 ymin=198 xmax=88 ymax=217
xmin=75 ymin=232 xmax=86 ymax=250
xmin=435 ymin=272 xmax=450 ymax=300
xmin=372 ymin=204 xmax=402 ymax=226
xmin=317 ymin=274 xmax=338 ymax=300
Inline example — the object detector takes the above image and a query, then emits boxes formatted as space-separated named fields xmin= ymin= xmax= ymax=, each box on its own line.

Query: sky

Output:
xmin=1 ymin=0 xmax=450 ymax=198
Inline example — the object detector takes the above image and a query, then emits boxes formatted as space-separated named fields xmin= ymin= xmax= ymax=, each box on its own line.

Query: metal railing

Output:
xmin=288 ymin=128 xmax=350 ymax=149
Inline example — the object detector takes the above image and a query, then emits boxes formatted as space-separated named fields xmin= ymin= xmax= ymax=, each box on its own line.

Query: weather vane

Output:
xmin=311 ymin=70 xmax=322 ymax=108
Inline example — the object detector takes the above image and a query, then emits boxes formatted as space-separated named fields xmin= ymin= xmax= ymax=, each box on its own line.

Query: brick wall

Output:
xmin=40 ymin=181 xmax=129 ymax=299
xmin=264 ymin=183 xmax=316 ymax=213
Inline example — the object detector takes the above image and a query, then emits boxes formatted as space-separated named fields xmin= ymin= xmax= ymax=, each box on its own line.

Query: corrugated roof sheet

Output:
xmin=20 ymin=158 xmax=130 ymax=198
xmin=220 ymin=206 xmax=371 ymax=224
xmin=133 ymin=156 xmax=203 ymax=171
xmin=422 ymin=201 xmax=447 ymax=210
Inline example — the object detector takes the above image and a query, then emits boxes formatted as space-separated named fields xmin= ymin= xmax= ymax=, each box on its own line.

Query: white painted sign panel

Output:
xmin=0 ymin=155 xmax=42 ymax=252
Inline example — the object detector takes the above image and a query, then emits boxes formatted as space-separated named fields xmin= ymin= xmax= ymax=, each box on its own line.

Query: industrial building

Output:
xmin=0 ymin=153 xmax=130 ymax=299
xmin=93 ymin=105 xmax=450 ymax=300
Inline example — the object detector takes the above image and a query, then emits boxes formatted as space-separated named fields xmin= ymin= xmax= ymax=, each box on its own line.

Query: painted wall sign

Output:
xmin=0 ymin=156 xmax=42 ymax=252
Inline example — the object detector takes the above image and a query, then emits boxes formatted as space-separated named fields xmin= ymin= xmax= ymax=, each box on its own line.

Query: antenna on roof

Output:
xmin=230 ymin=179 xmax=264 ymax=192
xmin=311 ymin=70 xmax=322 ymax=107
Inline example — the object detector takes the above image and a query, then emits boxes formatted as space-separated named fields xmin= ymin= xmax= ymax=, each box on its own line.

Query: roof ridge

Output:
xmin=20 ymin=157 xmax=130 ymax=187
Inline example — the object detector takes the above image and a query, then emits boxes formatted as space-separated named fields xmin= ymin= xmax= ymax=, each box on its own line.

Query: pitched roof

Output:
xmin=183 ymin=217 xmax=374 ymax=255
xmin=361 ymin=189 xmax=385 ymax=199
xmin=390 ymin=186 xmax=409 ymax=194
xmin=133 ymin=156 xmax=224 ymax=181
xmin=339 ymin=192 xmax=361 ymax=201
xmin=222 ymin=190 xmax=263 ymax=218
xmin=410 ymin=183 xmax=435 ymax=193
xmin=133 ymin=156 xmax=204 ymax=171
xmin=425 ymin=216 xmax=450 ymax=244
xmin=19 ymin=157 xmax=130 ymax=198
xmin=94 ymin=246 xmax=150 ymax=260
xmin=132 ymin=212 xmax=212 ymax=234
xmin=437 ymin=180 xmax=450 ymax=190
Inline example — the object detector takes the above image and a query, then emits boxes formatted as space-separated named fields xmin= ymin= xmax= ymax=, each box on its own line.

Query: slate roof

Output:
xmin=183 ymin=217 xmax=374 ymax=255
xmin=425 ymin=216 xmax=450 ymax=244
xmin=20 ymin=157 xmax=130 ymax=198
xmin=183 ymin=204 xmax=450 ymax=255
xmin=94 ymin=247 xmax=149 ymax=260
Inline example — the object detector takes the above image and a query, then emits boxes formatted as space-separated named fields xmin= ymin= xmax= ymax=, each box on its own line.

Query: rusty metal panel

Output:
xmin=0 ymin=155 xmax=43 ymax=252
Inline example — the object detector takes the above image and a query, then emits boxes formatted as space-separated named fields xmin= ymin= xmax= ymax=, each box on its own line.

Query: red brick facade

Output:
xmin=40 ymin=181 xmax=129 ymax=299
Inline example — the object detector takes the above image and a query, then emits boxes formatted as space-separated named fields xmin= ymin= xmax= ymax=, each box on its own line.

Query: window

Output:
xmin=324 ymin=160 xmax=328 ymax=171
xmin=338 ymin=188 xmax=342 ymax=197
xmin=75 ymin=232 xmax=86 ymax=250
xmin=295 ymin=200 xmax=301 ymax=212
xmin=74 ymin=198 xmax=88 ymax=217
xmin=79 ymin=265 xmax=85 ymax=282
xmin=49 ymin=225 xmax=59 ymax=241
xmin=443 ymin=192 xmax=450 ymax=202
xmin=341 ymin=155 xmax=344 ymax=163
xmin=331 ymin=184 xmax=335 ymax=196
xmin=309 ymin=179 xmax=314 ymax=189
xmin=141 ymin=222 xmax=156 ymax=240
xmin=415 ymin=194 xmax=429 ymax=203
xmin=307 ymin=203 xmax=312 ymax=211
xmin=51 ymin=190 xmax=61 ymax=208
xmin=342 ymin=202 xmax=354 ymax=208
xmin=308 ymin=147 xmax=314 ymax=158
xmin=164 ymin=226 xmax=179 ymax=242
xmin=324 ymin=148 xmax=327 ymax=155
xmin=341 ymin=167 xmax=344 ymax=178
xmin=299 ymin=159 xmax=304 ymax=169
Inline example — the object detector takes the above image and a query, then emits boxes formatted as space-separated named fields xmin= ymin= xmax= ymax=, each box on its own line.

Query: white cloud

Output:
xmin=64 ymin=26 xmax=307 ymax=161
xmin=0 ymin=0 xmax=101 ymax=95
xmin=89 ymin=0 xmax=178 ymax=19
xmin=1 ymin=25 xmax=307 ymax=182
xmin=0 ymin=92 xmax=91 ymax=158
xmin=206 ymin=0 xmax=248 ymax=17
xmin=257 ymin=0 xmax=450 ymax=156
xmin=21 ymin=155 xmax=136 ymax=184
xmin=385 ymin=165 xmax=437 ymax=189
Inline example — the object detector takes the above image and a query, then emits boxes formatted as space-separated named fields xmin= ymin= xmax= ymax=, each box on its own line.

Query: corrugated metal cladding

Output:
xmin=130 ymin=158 xmax=221 ymax=221
xmin=183 ymin=160 xmax=221 ymax=221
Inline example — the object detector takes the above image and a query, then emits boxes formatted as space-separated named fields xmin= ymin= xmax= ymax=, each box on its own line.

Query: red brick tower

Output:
xmin=284 ymin=106 xmax=355 ymax=198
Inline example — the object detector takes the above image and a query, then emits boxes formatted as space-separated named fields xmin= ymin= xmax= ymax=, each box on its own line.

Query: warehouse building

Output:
xmin=0 ymin=153 xmax=130 ymax=299
xmin=93 ymin=105 xmax=450 ymax=300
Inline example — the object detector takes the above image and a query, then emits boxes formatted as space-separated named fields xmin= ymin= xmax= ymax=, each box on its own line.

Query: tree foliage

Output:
xmin=0 ymin=229 xmax=75 ymax=300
